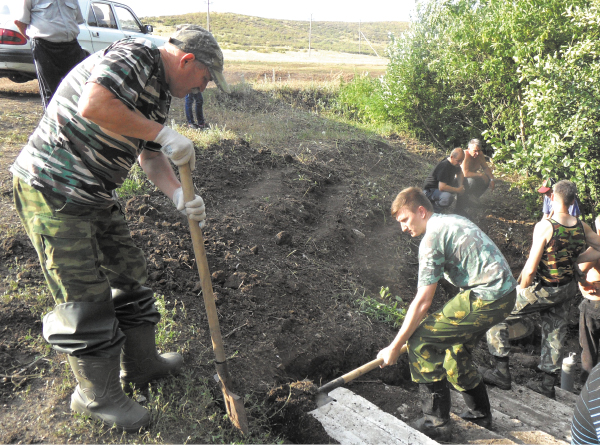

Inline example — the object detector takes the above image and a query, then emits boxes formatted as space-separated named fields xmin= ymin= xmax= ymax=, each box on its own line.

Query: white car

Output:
xmin=0 ymin=0 xmax=166 ymax=83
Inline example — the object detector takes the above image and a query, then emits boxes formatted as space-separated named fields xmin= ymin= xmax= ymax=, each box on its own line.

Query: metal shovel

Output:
xmin=178 ymin=163 xmax=249 ymax=435
xmin=316 ymin=344 xmax=408 ymax=407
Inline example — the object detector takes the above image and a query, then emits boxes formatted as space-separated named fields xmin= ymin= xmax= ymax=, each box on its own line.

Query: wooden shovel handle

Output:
xmin=317 ymin=344 xmax=408 ymax=395
xmin=178 ymin=164 xmax=227 ymax=366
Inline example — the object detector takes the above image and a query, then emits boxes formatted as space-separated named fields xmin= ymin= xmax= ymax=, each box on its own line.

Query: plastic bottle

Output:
xmin=561 ymin=352 xmax=576 ymax=392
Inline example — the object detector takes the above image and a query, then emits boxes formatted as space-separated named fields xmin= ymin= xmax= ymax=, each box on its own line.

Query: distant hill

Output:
xmin=143 ymin=12 xmax=409 ymax=56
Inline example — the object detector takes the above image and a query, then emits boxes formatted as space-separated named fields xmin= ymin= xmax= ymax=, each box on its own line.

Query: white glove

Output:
xmin=172 ymin=187 xmax=206 ymax=228
xmin=154 ymin=126 xmax=196 ymax=170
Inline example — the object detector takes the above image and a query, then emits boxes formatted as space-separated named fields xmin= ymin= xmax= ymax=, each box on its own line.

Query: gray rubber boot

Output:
xmin=459 ymin=381 xmax=492 ymax=428
xmin=410 ymin=380 xmax=452 ymax=441
xmin=480 ymin=356 xmax=511 ymax=390
xmin=68 ymin=355 xmax=150 ymax=432
xmin=120 ymin=323 xmax=183 ymax=386
xmin=526 ymin=372 xmax=556 ymax=399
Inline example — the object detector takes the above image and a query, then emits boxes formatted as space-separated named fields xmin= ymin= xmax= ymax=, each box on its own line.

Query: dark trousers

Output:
xmin=185 ymin=91 xmax=204 ymax=125
xmin=456 ymin=176 xmax=489 ymax=211
xmin=31 ymin=38 xmax=88 ymax=109
xmin=580 ymin=299 xmax=600 ymax=374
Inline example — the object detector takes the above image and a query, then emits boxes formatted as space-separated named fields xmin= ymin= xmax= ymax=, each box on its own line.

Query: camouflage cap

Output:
xmin=169 ymin=24 xmax=230 ymax=94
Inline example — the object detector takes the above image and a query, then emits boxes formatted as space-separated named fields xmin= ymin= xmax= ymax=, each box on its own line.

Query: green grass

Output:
xmin=355 ymin=286 xmax=407 ymax=328
xmin=144 ymin=12 xmax=408 ymax=55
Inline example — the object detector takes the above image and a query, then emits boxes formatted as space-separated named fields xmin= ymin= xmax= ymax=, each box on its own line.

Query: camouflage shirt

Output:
xmin=11 ymin=38 xmax=170 ymax=207
xmin=418 ymin=214 xmax=517 ymax=300
xmin=537 ymin=218 xmax=586 ymax=286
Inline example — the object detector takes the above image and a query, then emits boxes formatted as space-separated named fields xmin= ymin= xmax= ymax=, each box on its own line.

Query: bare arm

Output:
xmin=439 ymin=181 xmax=465 ymax=194
xmin=14 ymin=20 xmax=29 ymax=39
xmin=138 ymin=149 xmax=181 ymax=200
xmin=78 ymin=83 xmax=163 ymax=141
xmin=377 ymin=283 xmax=437 ymax=367
xmin=519 ymin=220 xmax=552 ymax=288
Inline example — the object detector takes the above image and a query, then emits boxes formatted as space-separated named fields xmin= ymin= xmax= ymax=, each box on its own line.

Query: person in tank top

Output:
xmin=482 ymin=180 xmax=600 ymax=398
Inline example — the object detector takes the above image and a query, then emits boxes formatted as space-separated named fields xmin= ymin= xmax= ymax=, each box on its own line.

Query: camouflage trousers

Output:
xmin=486 ymin=279 xmax=576 ymax=374
xmin=13 ymin=177 xmax=160 ymax=357
xmin=407 ymin=288 xmax=516 ymax=391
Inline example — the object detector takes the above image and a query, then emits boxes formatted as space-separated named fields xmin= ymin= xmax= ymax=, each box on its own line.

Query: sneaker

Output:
xmin=187 ymin=123 xmax=200 ymax=129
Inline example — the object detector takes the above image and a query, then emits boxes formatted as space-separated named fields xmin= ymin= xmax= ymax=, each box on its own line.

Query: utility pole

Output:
xmin=308 ymin=14 xmax=312 ymax=57
xmin=206 ymin=0 xmax=210 ymax=31
xmin=359 ymin=20 xmax=361 ymax=54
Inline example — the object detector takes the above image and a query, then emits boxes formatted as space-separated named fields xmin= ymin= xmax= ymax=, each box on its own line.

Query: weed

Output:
xmin=355 ymin=286 xmax=407 ymax=328
xmin=117 ymin=163 xmax=154 ymax=198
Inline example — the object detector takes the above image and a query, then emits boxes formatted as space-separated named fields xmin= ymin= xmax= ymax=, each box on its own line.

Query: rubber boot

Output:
xmin=480 ymin=356 xmax=511 ymax=390
xmin=68 ymin=355 xmax=150 ymax=432
xmin=459 ymin=381 xmax=492 ymax=428
xmin=410 ymin=380 xmax=452 ymax=441
xmin=120 ymin=323 xmax=183 ymax=387
xmin=526 ymin=372 xmax=556 ymax=399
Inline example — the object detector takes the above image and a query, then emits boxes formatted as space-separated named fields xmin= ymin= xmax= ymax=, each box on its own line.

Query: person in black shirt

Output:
xmin=423 ymin=147 xmax=465 ymax=212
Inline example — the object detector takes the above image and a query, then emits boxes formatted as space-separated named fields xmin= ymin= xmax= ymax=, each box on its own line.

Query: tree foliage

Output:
xmin=378 ymin=0 xmax=600 ymax=217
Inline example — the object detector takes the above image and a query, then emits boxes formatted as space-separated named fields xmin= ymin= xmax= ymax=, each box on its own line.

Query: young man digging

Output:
xmin=483 ymin=180 xmax=600 ymax=398
xmin=377 ymin=187 xmax=517 ymax=440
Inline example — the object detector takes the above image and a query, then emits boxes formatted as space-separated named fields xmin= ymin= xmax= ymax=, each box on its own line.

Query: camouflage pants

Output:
xmin=486 ymin=279 xmax=576 ymax=373
xmin=13 ymin=177 xmax=160 ymax=357
xmin=407 ymin=288 xmax=516 ymax=391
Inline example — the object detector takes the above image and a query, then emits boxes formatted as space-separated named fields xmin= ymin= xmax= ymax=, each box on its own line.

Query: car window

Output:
xmin=88 ymin=2 xmax=117 ymax=29
xmin=113 ymin=5 xmax=142 ymax=33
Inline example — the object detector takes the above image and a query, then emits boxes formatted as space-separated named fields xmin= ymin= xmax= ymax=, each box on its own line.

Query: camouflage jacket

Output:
xmin=418 ymin=214 xmax=517 ymax=300
xmin=11 ymin=38 xmax=170 ymax=207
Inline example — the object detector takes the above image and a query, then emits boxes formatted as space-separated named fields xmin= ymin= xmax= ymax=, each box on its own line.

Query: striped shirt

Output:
xmin=11 ymin=38 xmax=170 ymax=207
xmin=572 ymin=363 xmax=600 ymax=444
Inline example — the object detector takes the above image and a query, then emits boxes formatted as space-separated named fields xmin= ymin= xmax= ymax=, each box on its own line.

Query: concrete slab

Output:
xmin=309 ymin=387 xmax=439 ymax=445
xmin=555 ymin=386 xmax=579 ymax=407
xmin=451 ymin=389 xmax=568 ymax=445
xmin=488 ymin=384 xmax=573 ymax=442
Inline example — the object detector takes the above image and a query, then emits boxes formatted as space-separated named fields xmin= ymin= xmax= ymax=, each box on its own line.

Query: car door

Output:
xmin=86 ymin=1 xmax=124 ymax=52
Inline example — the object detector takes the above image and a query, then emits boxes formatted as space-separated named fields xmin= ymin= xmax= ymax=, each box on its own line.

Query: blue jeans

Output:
xmin=184 ymin=92 xmax=204 ymax=125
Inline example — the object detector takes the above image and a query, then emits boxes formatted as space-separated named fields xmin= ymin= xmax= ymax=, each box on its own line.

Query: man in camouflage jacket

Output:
xmin=11 ymin=25 xmax=230 ymax=431
xmin=377 ymin=187 xmax=517 ymax=440
xmin=483 ymin=180 xmax=600 ymax=398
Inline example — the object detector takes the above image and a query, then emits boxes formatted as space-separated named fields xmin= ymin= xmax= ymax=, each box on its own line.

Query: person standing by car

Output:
xmin=11 ymin=24 xmax=230 ymax=431
xmin=14 ymin=0 xmax=89 ymax=108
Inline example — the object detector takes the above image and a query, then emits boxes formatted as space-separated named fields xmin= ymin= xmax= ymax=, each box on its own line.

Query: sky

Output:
xmin=122 ymin=0 xmax=417 ymax=22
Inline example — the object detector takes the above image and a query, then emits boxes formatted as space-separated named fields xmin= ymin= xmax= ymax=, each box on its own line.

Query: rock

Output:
xmin=275 ymin=231 xmax=293 ymax=246
xmin=192 ymin=281 xmax=202 ymax=293
xmin=352 ymin=229 xmax=366 ymax=239
xmin=250 ymin=245 xmax=260 ymax=255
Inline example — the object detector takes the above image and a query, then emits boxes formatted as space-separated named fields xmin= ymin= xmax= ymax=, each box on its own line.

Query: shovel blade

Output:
xmin=316 ymin=391 xmax=335 ymax=408
xmin=214 ymin=374 xmax=249 ymax=434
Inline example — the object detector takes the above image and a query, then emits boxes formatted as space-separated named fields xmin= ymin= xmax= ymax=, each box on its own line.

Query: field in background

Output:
xmin=144 ymin=11 xmax=408 ymax=56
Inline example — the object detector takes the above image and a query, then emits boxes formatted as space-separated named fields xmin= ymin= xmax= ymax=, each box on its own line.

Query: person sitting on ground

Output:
xmin=456 ymin=138 xmax=495 ymax=214
xmin=377 ymin=187 xmax=517 ymax=441
xmin=185 ymin=90 xmax=207 ymax=129
xmin=576 ymin=216 xmax=600 ymax=384
xmin=483 ymin=180 xmax=600 ymax=399
xmin=422 ymin=147 xmax=465 ymax=213
xmin=538 ymin=177 xmax=581 ymax=219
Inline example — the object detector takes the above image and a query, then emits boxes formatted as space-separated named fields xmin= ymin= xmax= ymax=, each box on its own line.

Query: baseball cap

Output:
xmin=169 ymin=24 xmax=231 ymax=94
xmin=537 ymin=177 xmax=556 ymax=194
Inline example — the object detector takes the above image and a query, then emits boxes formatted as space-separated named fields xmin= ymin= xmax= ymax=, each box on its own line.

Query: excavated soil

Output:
xmin=0 ymin=69 xmax=585 ymax=444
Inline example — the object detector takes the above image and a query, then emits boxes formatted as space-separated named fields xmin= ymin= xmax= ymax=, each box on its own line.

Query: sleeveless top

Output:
xmin=537 ymin=218 xmax=586 ymax=286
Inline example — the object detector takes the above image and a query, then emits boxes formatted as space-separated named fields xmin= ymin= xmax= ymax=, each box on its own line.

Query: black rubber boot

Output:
xmin=480 ymin=356 xmax=511 ymax=390
xmin=410 ymin=380 xmax=452 ymax=441
xmin=120 ymin=324 xmax=184 ymax=387
xmin=526 ymin=372 xmax=556 ymax=399
xmin=68 ymin=355 xmax=150 ymax=432
xmin=459 ymin=381 xmax=492 ymax=428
